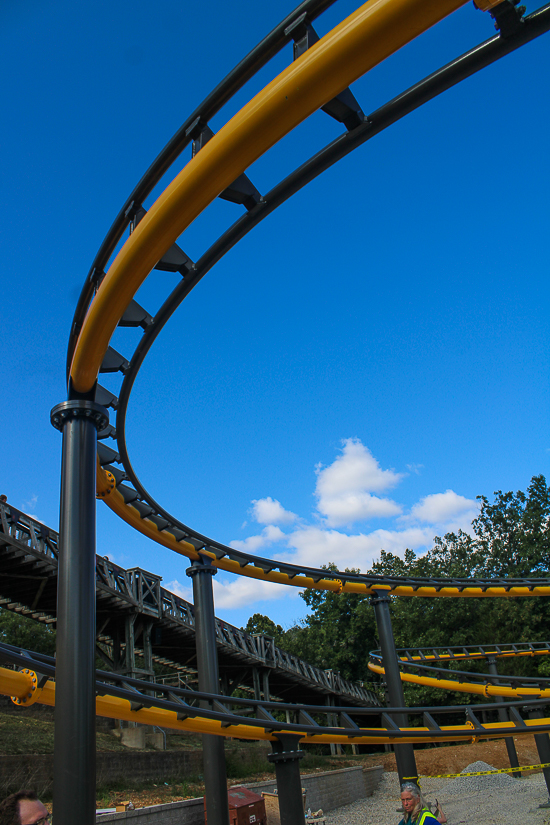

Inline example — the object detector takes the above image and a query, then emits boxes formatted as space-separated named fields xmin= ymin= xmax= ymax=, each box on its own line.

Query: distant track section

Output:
xmin=369 ymin=642 xmax=550 ymax=698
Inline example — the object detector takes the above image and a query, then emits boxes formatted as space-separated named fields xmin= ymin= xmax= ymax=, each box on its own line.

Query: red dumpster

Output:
xmin=204 ymin=787 xmax=267 ymax=825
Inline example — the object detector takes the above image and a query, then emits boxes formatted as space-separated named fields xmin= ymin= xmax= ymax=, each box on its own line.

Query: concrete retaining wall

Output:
xmin=97 ymin=798 xmax=205 ymax=825
xmin=245 ymin=765 xmax=384 ymax=813
xmin=96 ymin=765 xmax=384 ymax=825
xmin=1 ymin=744 xmax=274 ymax=795
xmin=0 ymin=751 xmax=205 ymax=796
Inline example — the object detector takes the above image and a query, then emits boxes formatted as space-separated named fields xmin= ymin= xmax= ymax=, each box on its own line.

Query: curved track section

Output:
xmin=3 ymin=642 xmax=550 ymax=745
xmin=0 ymin=500 xmax=380 ymax=706
xmin=65 ymin=0 xmax=550 ymax=596
xmin=370 ymin=642 xmax=550 ymax=698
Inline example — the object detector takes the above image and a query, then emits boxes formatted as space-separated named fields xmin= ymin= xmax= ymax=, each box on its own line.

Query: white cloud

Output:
xmin=316 ymin=439 xmax=403 ymax=497
xmin=166 ymin=579 xmax=194 ymax=603
xmin=318 ymin=492 xmax=401 ymax=527
xmin=409 ymin=490 xmax=478 ymax=524
xmin=315 ymin=438 xmax=402 ymax=526
xmin=281 ymin=524 xmax=436 ymax=570
xmin=229 ymin=524 xmax=285 ymax=553
xmin=167 ymin=576 xmax=292 ymax=610
xmin=23 ymin=494 xmax=38 ymax=511
xmin=213 ymin=577 xmax=292 ymax=609
xmin=190 ymin=441 xmax=482 ymax=616
xmin=98 ymin=549 xmax=131 ymax=567
xmin=251 ymin=497 xmax=297 ymax=525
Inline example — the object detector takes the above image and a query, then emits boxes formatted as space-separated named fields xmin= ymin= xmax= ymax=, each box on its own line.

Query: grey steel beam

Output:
xmin=262 ymin=668 xmax=271 ymax=702
xmin=187 ymin=557 xmax=230 ymax=825
xmin=253 ymin=667 xmax=262 ymax=701
xmin=487 ymin=657 xmax=521 ymax=776
xmin=267 ymin=734 xmax=305 ymax=825
xmin=530 ymin=709 xmax=550 ymax=801
xmin=50 ymin=399 xmax=108 ymax=825
xmin=371 ymin=590 xmax=418 ymax=787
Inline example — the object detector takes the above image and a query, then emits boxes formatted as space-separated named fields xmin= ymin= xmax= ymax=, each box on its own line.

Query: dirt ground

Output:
xmin=97 ymin=737 xmax=544 ymax=811
xmin=363 ymin=736 xmax=541 ymax=776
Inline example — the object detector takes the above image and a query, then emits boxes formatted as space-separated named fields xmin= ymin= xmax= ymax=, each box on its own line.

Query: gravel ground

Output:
xmin=327 ymin=763 xmax=550 ymax=825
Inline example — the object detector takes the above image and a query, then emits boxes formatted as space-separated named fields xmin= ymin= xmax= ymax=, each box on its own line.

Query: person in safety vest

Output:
xmin=399 ymin=783 xmax=443 ymax=825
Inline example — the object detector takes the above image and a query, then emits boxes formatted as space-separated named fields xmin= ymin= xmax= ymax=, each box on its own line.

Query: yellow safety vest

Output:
xmin=416 ymin=809 xmax=439 ymax=825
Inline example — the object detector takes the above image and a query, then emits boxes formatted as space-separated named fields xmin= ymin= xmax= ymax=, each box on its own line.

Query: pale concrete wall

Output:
xmin=245 ymin=765 xmax=384 ymax=812
xmin=95 ymin=766 xmax=384 ymax=825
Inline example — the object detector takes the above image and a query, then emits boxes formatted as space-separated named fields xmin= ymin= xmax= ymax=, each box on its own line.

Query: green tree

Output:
xmin=426 ymin=475 xmax=550 ymax=678
xmin=244 ymin=613 xmax=284 ymax=643
xmin=244 ymin=476 xmax=550 ymax=705
xmin=297 ymin=565 xmax=377 ymax=681
xmin=474 ymin=474 xmax=550 ymax=577
xmin=276 ymin=621 xmax=317 ymax=662
xmin=0 ymin=608 xmax=56 ymax=656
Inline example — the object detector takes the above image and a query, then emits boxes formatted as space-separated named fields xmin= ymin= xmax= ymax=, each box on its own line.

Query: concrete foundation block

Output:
xmin=120 ymin=727 xmax=146 ymax=749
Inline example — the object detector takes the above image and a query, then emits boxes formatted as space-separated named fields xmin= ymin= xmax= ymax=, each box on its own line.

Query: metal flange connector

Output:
xmin=97 ymin=461 xmax=116 ymax=498
xmin=11 ymin=668 xmax=40 ymax=707
xmin=51 ymin=399 xmax=109 ymax=432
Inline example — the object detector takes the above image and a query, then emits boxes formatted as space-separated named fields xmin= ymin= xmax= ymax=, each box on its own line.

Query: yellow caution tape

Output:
xmin=423 ymin=763 xmax=550 ymax=779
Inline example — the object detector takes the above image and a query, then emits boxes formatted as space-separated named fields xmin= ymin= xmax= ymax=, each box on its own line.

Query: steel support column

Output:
xmin=262 ymin=668 xmax=271 ymax=702
xmin=487 ymin=658 xmax=521 ymax=777
xmin=529 ymin=710 xmax=550 ymax=800
xmin=325 ymin=695 xmax=342 ymax=755
xmin=125 ymin=614 xmax=137 ymax=677
xmin=371 ymin=590 xmax=418 ymax=786
xmin=326 ymin=696 xmax=337 ymax=756
xmin=267 ymin=733 xmax=305 ymax=825
xmin=253 ymin=667 xmax=262 ymax=701
xmin=50 ymin=399 xmax=108 ymax=825
xmin=187 ymin=557 xmax=229 ymax=825
xmin=142 ymin=620 xmax=154 ymax=678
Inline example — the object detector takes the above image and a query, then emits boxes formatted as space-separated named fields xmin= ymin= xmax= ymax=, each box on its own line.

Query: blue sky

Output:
xmin=2 ymin=0 xmax=549 ymax=631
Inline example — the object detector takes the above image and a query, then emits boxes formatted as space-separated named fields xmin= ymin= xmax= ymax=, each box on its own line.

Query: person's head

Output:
xmin=0 ymin=792 xmax=49 ymax=825
xmin=0 ymin=495 xmax=7 ymax=503
xmin=400 ymin=783 xmax=422 ymax=819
